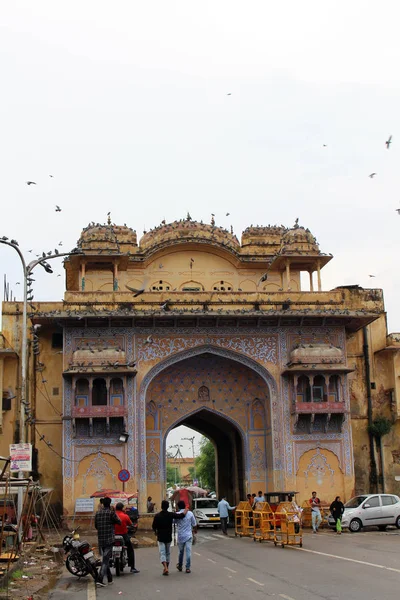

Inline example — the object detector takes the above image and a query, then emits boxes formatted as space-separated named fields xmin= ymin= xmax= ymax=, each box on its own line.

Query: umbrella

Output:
xmin=185 ymin=486 xmax=208 ymax=496
xmin=90 ymin=489 xmax=137 ymax=499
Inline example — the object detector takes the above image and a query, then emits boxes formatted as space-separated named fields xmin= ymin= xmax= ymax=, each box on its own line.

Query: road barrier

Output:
xmin=252 ymin=502 xmax=275 ymax=543
xmin=234 ymin=501 xmax=254 ymax=537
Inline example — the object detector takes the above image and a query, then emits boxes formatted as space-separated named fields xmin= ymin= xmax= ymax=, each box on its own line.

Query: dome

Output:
xmin=139 ymin=218 xmax=240 ymax=255
xmin=280 ymin=222 xmax=320 ymax=255
xmin=77 ymin=220 xmax=138 ymax=254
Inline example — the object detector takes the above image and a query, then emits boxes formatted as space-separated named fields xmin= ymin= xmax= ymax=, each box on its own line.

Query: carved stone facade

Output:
xmin=2 ymin=215 xmax=398 ymax=515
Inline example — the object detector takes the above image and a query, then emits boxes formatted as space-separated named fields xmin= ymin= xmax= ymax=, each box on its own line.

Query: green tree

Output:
xmin=166 ymin=462 xmax=178 ymax=486
xmin=195 ymin=437 xmax=215 ymax=490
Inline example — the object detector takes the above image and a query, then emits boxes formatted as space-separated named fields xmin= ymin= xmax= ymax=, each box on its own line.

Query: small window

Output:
xmin=92 ymin=418 xmax=107 ymax=437
xmin=2 ymin=394 xmax=12 ymax=411
xmin=366 ymin=496 xmax=380 ymax=508
xmin=52 ymin=387 xmax=60 ymax=396
xmin=75 ymin=418 xmax=90 ymax=437
xmin=110 ymin=417 xmax=124 ymax=435
xmin=52 ymin=333 xmax=63 ymax=349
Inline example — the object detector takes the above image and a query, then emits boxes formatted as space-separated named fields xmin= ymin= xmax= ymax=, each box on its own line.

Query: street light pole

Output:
xmin=0 ymin=239 xmax=81 ymax=535
xmin=182 ymin=436 xmax=196 ymax=481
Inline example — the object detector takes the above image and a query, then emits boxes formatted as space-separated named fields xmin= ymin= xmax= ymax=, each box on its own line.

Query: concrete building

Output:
xmin=1 ymin=216 xmax=399 ymax=515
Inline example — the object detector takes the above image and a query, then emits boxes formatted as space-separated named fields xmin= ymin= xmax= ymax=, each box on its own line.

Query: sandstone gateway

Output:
xmin=1 ymin=217 xmax=399 ymax=515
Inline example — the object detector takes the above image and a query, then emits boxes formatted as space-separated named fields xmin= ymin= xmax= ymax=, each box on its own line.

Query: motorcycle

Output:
xmin=63 ymin=528 xmax=98 ymax=581
xmin=111 ymin=534 xmax=127 ymax=576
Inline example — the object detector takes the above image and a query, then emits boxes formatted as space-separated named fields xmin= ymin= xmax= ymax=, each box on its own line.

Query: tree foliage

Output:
xmin=166 ymin=462 xmax=178 ymax=486
xmin=195 ymin=437 xmax=216 ymax=490
xmin=368 ymin=416 xmax=392 ymax=438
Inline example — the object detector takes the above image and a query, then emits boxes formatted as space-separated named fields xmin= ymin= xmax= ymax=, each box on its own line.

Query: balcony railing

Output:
xmin=72 ymin=405 xmax=127 ymax=417
xmin=291 ymin=401 xmax=346 ymax=415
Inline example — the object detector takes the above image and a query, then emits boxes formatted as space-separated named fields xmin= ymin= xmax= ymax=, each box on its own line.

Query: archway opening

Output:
xmin=166 ymin=413 xmax=244 ymax=502
xmin=145 ymin=350 xmax=272 ymax=506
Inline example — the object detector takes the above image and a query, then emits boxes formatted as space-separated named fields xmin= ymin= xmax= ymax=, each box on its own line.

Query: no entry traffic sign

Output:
xmin=118 ymin=469 xmax=130 ymax=483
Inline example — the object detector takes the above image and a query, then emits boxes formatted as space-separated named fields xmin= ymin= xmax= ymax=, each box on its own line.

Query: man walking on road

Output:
xmin=218 ymin=496 xmax=236 ymax=535
xmin=309 ymin=491 xmax=322 ymax=533
xmin=152 ymin=500 xmax=188 ymax=576
xmin=95 ymin=497 xmax=121 ymax=587
xmin=176 ymin=500 xmax=197 ymax=574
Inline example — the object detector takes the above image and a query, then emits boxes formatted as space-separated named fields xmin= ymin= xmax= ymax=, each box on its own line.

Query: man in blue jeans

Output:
xmin=176 ymin=500 xmax=197 ymax=574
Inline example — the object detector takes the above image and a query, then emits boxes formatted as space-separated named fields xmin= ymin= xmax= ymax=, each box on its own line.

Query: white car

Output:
xmin=192 ymin=498 xmax=221 ymax=528
xmin=328 ymin=494 xmax=400 ymax=532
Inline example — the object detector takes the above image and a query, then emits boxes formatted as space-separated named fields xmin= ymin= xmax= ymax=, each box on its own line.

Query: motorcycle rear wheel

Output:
xmin=115 ymin=557 xmax=121 ymax=576
xmin=66 ymin=555 xmax=89 ymax=578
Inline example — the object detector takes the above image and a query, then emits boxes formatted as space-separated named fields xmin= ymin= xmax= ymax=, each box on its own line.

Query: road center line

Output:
xmin=290 ymin=547 xmax=400 ymax=574
xmin=194 ymin=551 xmax=202 ymax=556
xmin=224 ymin=567 xmax=237 ymax=573
xmin=280 ymin=594 xmax=296 ymax=600
xmin=87 ymin=578 xmax=96 ymax=600
xmin=247 ymin=577 xmax=264 ymax=586
xmin=207 ymin=558 xmax=217 ymax=563
xmin=212 ymin=534 xmax=226 ymax=539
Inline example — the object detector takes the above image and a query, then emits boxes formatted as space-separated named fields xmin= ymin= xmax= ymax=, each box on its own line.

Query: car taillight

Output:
xmin=114 ymin=540 xmax=122 ymax=546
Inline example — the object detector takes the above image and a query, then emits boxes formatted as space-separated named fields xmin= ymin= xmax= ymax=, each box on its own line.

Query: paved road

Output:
xmin=50 ymin=528 xmax=400 ymax=600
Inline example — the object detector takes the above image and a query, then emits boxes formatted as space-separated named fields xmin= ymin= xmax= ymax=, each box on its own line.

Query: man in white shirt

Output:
xmin=175 ymin=500 xmax=197 ymax=573
xmin=217 ymin=496 xmax=236 ymax=536
xmin=252 ymin=491 xmax=265 ymax=508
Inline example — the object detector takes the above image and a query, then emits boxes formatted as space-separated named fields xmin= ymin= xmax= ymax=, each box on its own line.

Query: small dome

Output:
xmin=77 ymin=222 xmax=138 ymax=253
xmin=139 ymin=219 xmax=240 ymax=254
xmin=281 ymin=223 xmax=319 ymax=254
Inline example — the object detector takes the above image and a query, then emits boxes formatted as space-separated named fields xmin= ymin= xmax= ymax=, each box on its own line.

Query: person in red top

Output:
xmin=114 ymin=503 xmax=140 ymax=573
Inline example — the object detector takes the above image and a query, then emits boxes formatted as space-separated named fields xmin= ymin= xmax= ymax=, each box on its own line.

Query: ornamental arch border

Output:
xmin=137 ymin=344 xmax=280 ymax=482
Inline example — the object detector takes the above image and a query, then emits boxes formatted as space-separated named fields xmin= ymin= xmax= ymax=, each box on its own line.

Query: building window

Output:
xmin=296 ymin=376 xmax=311 ymax=402
xmin=75 ymin=378 xmax=89 ymax=406
xmin=328 ymin=375 xmax=340 ymax=402
xmin=52 ymin=332 xmax=63 ymax=349
xmin=93 ymin=417 xmax=107 ymax=436
xmin=92 ymin=378 xmax=107 ymax=406
xmin=312 ymin=375 xmax=327 ymax=402
xmin=75 ymin=418 xmax=90 ymax=437
xmin=110 ymin=417 xmax=125 ymax=435
xmin=52 ymin=387 xmax=60 ymax=396
xmin=212 ymin=280 xmax=233 ymax=292
xmin=2 ymin=393 xmax=12 ymax=411
xmin=110 ymin=378 xmax=124 ymax=405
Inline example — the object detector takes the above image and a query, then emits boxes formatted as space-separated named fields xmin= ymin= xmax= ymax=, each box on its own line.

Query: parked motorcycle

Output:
xmin=111 ymin=534 xmax=127 ymax=576
xmin=63 ymin=529 xmax=98 ymax=581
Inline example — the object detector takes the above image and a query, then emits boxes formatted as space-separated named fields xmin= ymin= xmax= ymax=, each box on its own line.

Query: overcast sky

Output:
xmin=2 ymin=1 xmax=400 ymax=455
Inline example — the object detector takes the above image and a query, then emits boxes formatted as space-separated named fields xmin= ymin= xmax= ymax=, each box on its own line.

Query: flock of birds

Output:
xmin=17 ymin=135 xmax=398 ymax=290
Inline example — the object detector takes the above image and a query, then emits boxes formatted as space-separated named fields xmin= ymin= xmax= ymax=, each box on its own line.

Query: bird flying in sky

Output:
xmin=386 ymin=135 xmax=392 ymax=149
xmin=26 ymin=181 xmax=36 ymax=185
xmin=369 ymin=173 xmax=376 ymax=178
xmin=55 ymin=205 xmax=61 ymax=212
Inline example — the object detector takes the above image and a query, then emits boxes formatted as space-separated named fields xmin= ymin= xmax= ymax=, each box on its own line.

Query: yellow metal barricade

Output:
xmin=234 ymin=501 xmax=253 ymax=537
xmin=274 ymin=503 xmax=303 ymax=548
xmin=253 ymin=502 xmax=275 ymax=543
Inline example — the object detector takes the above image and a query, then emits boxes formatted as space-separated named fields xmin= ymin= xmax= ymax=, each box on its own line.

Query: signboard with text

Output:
xmin=9 ymin=443 xmax=32 ymax=472
xmin=75 ymin=498 xmax=95 ymax=513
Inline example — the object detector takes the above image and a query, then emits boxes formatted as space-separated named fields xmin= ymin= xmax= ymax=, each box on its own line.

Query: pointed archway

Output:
xmin=142 ymin=347 xmax=277 ymax=507
xmin=166 ymin=406 xmax=246 ymax=502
